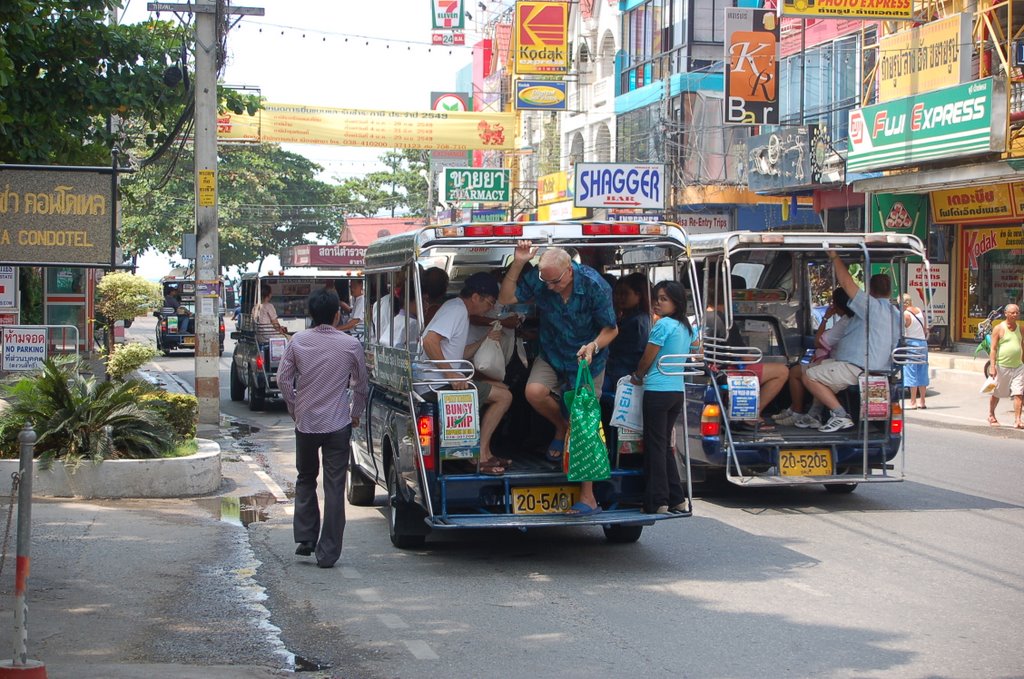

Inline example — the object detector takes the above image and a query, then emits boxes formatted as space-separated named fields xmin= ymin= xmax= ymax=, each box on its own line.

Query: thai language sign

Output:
xmin=0 ymin=168 xmax=113 ymax=266
xmin=847 ymin=78 xmax=1005 ymax=172
xmin=930 ymin=182 xmax=1024 ymax=224
xmin=515 ymin=1 xmax=569 ymax=75
xmin=878 ymin=14 xmax=972 ymax=102
xmin=2 ymin=326 xmax=47 ymax=372
xmin=443 ymin=168 xmax=511 ymax=203
xmin=908 ymin=263 xmax=949 ymax=326
xmin=574 ymin=164 xmax=666 ymax=209
xmin=280 ymin=244 xmax=366 ymax=268
xmin=724 ymin=8 xmax=780 ymax=125
xmin=217 ymin=103 xmax=516 ymax=151
xmin=537 ymin=171 xmax=569 ymax=206
xmin=783 ymin=0 xmax=913 ymax=20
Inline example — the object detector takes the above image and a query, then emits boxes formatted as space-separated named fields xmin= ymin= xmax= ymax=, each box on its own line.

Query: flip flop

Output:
xmin=545 ymin=439 xmax=564 ymax=463
xmin=565 ymin=501 xmax=602 ymax=516
xmin=988 ymin=415 xmax=1000 ymax=427
xmin=479 ymin=458 xmax=506 ymax=476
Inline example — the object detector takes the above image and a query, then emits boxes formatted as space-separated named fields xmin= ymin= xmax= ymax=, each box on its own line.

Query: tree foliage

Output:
xmin=337 ymin=149 xmax=428 ymax=218
xmin=121 ymin=144 xmax=343 ymax=269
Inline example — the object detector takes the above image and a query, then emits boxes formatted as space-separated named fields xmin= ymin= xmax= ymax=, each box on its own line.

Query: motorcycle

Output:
xmin=974 ymin=305 xmax=1005 ymax=377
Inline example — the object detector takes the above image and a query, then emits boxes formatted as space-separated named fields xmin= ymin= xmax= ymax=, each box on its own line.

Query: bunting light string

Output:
xmin=236 ymin=18 xmax=482 ymax=55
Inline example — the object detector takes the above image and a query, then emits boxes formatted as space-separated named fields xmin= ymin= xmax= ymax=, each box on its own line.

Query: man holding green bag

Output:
xmin=499 ymin=243 xmax=619 ymax=515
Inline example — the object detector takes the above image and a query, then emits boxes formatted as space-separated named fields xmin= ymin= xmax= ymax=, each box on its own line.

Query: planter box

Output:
xmin=0 ymin=439 xmax=221 ymax=499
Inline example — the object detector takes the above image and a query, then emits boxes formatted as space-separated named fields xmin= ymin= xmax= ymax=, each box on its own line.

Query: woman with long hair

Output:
xmin=902 ymin=292 xmax=929 ymax=409
xmin=603 ymin=272 xmax=652 ymax=404
xmin=630 ymin=281 xmax=694 ymax=514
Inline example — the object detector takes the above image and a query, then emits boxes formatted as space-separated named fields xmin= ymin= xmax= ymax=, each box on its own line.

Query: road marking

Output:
xmin=784 ymin=580 xmax=828 ymax=597
xmin=340 ymin=567 xmax=361 ymax=580
xmin=354 ymin=588 xmax=382 ymax=603
xmin=377 ymin=614 xmax=408 ymax=629
xmin=402 ymin=640 xmax=438 ymax=660
xmin=253 ymin=470 xmax=287 ymax=501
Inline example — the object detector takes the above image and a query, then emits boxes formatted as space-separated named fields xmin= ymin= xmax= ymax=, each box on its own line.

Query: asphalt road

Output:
xmin=129 ymin=317 xmax=1024 ymax=678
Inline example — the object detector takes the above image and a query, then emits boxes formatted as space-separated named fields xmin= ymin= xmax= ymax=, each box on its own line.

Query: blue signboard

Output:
xmin=515 ymin=80 xmax=568 ymax=111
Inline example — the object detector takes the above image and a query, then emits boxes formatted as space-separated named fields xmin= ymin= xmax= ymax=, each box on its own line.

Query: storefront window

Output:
xmin=46 ymin=267 xmax=86 ymax=294
xmin=960 ymin=226 xmax=1024 ymax=339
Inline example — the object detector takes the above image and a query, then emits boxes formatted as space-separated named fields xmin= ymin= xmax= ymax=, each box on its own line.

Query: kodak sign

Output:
xmin=515 ymin=1 xmax=568 ymax=75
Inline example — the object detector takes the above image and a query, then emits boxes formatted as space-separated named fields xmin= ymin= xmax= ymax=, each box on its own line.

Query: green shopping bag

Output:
xmin=563 ymin=361 xmax=611 ymax=482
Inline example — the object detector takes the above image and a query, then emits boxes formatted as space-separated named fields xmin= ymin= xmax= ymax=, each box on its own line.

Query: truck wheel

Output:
xmin=387 ymin=463 xmax=426 ymax=549
xmin=347 ymin=465 xmax=376 ymax=506
xmin=603 ymin=524 xmax=644 ymax=544
xmin=229 ymin=365 xmax=245 ymax=402
xmin=825 ymin=483 xmax=858 ymax=494
xmin=247 ymin=371 xmax=265 ymax=411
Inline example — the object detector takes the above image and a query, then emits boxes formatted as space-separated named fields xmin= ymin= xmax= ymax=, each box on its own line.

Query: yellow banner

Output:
xmin=782 ymin=0 xmax=913 ymax=20
xmin=878 ymin=14 xmax=971 ymax=102
xmin=217 ymin=103 xmax=516 ymax=151
xmin=931 ymin=183 xmax=1020 ymax=224
xmin=537 ymin=171 xmax=569 ymax=205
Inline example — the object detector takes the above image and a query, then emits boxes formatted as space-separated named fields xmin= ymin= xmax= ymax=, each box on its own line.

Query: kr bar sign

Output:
xmin=725 ymin=8 xmax=780 ymax=125
xmin=574 ymin=163 xmax=666 ymax=209
xmin=443 ymin=168 xmax=511 ymax=203
xmin=847 ymin=77 xmax=1006 ymax=173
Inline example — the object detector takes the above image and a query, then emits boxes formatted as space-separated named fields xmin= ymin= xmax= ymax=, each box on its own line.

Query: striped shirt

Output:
xmin=277 ymin=324 xmax=369 ymax=434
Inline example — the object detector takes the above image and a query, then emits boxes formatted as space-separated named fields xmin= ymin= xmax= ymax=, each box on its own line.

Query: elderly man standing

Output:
xmin=801 ymin=251 xmax=902 ymax=433
xmin=987 ymin=303 xmax=1023 ymax=428
xmin=499 ymin=243 xmax=618 ymax=515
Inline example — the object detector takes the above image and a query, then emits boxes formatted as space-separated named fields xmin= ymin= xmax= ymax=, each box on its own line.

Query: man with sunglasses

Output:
xmin=499 ymin=243 xmax=618 ymax=515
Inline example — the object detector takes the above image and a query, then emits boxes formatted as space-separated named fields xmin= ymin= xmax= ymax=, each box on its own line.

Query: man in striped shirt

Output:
xmin=278 ymin=288 xmax=369 ymax=569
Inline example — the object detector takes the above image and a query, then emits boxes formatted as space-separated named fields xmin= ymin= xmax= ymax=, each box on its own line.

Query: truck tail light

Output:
xmin=417 ymin=415 xmax=436 ymax=471
xmin=219 ymin=320 xmax=225 ymax=334
xmin=701 ymin=404 xmax=721 ymax=436
xmin=890 ymin=403 xmax=903 ymax=435
xmin=255 ymin=353 xmax=264 ymax=371
xmin=160 ymin=319 xmax=167 ymax=331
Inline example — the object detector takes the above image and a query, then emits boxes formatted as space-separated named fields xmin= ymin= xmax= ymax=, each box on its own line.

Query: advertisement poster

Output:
xmin=726 ymin=374 xmax=760 ymax=421
xmin=514 ymin=1 xmax=569 ymax=75
xmin=438 ymin=389 xmax=480 ymax=460
xmin=2 ymin=326 xmax=47 ymax=372
xmin=724 ymin=8 xmax=780 ymax=125
xmin=908 ymin=263 xmax=949 ymax=326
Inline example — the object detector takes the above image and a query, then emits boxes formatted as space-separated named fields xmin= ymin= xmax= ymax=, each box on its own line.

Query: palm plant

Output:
xmin=0 ymin=357 xmax=174 ymax=466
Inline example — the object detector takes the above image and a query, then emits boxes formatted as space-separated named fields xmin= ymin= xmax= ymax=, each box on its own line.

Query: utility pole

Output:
xmin=148 ymin=1 xmax=263 ymax=426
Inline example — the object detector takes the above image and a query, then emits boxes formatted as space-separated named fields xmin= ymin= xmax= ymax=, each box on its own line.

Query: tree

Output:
xmin=121 ymin=144 xmax=343 ymax=270
xmin=95 ymin=272 xmax=162 ymax=356
xmin=337 ymin=149 xmax=428 ymax=218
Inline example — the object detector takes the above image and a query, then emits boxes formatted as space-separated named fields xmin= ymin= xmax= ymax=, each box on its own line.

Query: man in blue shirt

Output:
xmin=499 ymin=243 xmax=618 ymax=515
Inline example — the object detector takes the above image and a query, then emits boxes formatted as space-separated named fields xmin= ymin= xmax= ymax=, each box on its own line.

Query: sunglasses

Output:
xmin=539 ymin=268 xmax=570 ymax=286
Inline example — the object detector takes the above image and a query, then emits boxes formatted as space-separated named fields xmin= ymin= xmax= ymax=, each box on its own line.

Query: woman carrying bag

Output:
xmin=901 ymin=293 xmax=929 ymax=409
xmin=630 ymin=281 xmax=694 ymax=515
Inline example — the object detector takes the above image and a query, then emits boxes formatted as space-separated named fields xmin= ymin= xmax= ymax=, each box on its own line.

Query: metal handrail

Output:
xmin=656 ymin=353 xmax=706 ymax=377
xmin=701 ymin=338 xmax=765 ymax=366
xmin=891 ymin=345 xmax=928 ymax=365
xmin=412 ymin=359 xmax=476 ymax=390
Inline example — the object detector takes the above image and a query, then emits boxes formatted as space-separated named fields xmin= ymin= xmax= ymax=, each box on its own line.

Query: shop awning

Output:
xmin=851 ymin=161 xmax=1024 ymax=195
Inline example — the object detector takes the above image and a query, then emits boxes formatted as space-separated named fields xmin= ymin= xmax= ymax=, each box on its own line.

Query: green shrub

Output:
xmin=139 ymin=392 xmax=198 ymax=440
xmin=105 ymin=342 xmax=158 ymax=381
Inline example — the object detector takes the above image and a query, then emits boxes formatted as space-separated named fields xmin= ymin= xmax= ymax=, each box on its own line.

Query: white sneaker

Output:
xmin=794 ymin=413 xmax=823 ymax=429
xmin=772 ymin=408 xmax=796 ymax=425
xmin=818 ymin=415 xmax=854 ymax=432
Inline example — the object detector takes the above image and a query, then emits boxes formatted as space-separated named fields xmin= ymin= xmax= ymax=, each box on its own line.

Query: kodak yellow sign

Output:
xmin=515 ymin=1 xmax=569 ymax=75
xmin=217 ymin=103 xmax=516 ymax=151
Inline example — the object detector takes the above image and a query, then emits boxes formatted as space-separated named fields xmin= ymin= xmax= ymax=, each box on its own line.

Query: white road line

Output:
xmin=377 ymin=614 xmax=409 ymax=629
xmin=253 ymin=470 xmax=288 ymax=501
xmin=340 ymin=567 xmax=361 ymax=580
xmin=784 ymin=580 xmax=828 ymax=597
xmin=353 ymin=588 xmax=382 ymax=603
xmin=402 ymin=640 xmax=438 ymax=660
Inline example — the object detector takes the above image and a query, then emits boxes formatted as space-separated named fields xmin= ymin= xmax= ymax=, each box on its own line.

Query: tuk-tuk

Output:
xmin=229 ymin=268 xmax=363 ymax=411
xmin=350 ymin=221 xmax=703 ymax=548
xmin=155 ymin=275 xmax=225 ymax=356
xmin=684 ymin=230 xmax=929 ymax=492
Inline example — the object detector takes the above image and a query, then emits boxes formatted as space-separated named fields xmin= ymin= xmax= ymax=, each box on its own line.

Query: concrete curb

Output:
xmin=0 ymin=438 xmax=221 ymax=498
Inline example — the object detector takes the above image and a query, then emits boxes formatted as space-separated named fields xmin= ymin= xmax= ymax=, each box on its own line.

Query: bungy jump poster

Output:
xmin=908 ymin=263 xmax=949 ymax=326
xmin=438 ymin=389 xmax=480 ymax=460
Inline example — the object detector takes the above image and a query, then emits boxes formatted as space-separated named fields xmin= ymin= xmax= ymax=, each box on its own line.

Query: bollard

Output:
xmin=0 ymin=424 xmax=47 ymax=679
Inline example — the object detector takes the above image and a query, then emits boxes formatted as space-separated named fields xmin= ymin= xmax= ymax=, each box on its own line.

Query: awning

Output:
xmin=851 ymin=160 xmax=1024 ymax=195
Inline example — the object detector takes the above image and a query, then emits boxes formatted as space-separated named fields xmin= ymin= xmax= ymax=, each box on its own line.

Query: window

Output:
xmin=779 ymin=33 xmax=863 ymax=143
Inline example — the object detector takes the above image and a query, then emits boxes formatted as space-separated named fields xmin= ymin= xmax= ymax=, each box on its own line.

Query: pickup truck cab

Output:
xmin=349 ymin=221 xmax=704 ymax=548
xmin=684 ymin=231 xmax=929 ymax=493
xmin=155 ymin=276 xmax=225 ymax=355
xmin=229 ymin=269 xmax=362 ymax=411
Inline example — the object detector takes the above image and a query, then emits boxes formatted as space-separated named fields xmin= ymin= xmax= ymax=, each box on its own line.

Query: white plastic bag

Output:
xmin=472 ymin=321 xmax=506 ymax=381
xmin=980 ymin=375 xmax=998 ymax=395
xmin=610 ymin=376 xmax=644 ymax=431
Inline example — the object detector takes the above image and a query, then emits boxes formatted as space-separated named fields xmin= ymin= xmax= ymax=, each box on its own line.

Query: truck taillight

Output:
xmin=890 ymin=403 xmax=903 ymax=435
xmin=417 ymin=415 xmax=435 ymax=471
xmin=701 ymin=404 xmax=721 ymax=436
xmin=219 ymin=320 xmax=225 ymax=334
xmin=255 ymin=353 xmax=264 ymax=370
xmin=160 ymin=319 xmax=167 ymax=331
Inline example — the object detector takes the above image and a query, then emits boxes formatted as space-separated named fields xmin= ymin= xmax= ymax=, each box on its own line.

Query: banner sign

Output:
xmin=515 ymin=80 xmax=568 ymax=110
xmin=280 ymin=244 xmax=366 ymax=268
xmin=218 ymin=103 xmax=516 ymax=151
xmin=847 ymin=78 xmax=1006 ymax=173
xmin=574 ymin=163 xmax=666 ymax=209
xmin=783 ymin=0 xmax=913 ymax=20
xmin=469 ymin=208 xmax=509 ymax=222
xmin=931 ymin=182 xmax=1024 ymax=224
xmin=878 ymin=14 xmax=972 ymax=102
xmin=909 ymin=263 xmax=949 ymax=326
xmin=443 ymin=168 xmax=511 ymax=203
xmin=0 ymin=167 xmax=113 ymax=267
xmin=724 ymin=8 xmax=780 ymax=125
xmin=870 ymin=194 xmax=928 ymax=241
xmin=515 ymin=1 xmax=569 ymax=75
xmin=537 ymin=171 xmax=570 ymax=205
xmin=1 ymin=326 xmax=47 ymax=372
xmin=432 ymin=0 xmax=464 ymax=29
xmin=675 ymin=213 xmax=733 ymax=233
xmin=438 ymin=389 xmax=481 ymax=459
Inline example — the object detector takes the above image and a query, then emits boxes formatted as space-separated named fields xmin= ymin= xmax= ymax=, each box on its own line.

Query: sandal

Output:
xmin=479 ymin=458 xmax=506 ymax=476
xmin=566 ymin=501 xmax=602 ymax=516
xmin=988 ymin=415 xmax=1000 ymax=427
xmin=545 ymin=439 xmax=564 ymax=463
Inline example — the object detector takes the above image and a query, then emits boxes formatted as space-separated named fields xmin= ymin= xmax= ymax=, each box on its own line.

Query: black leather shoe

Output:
xmin=316 ymin=560 xmax=335 ymax=569
xmin=295 ymin=541 xmax=315 ymax=556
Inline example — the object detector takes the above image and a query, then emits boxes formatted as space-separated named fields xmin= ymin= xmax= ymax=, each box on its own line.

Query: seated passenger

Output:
xmin=256 ymin=283 xmax=290 ymax=343
xmin=703 ymin=282 xmax=788 ymax=430
xmin=337 ymin=279 xmax=364 ymax=334
xmin=774 ymin=287 xmax=854 ymax=427
xmin=420 ymin=272 xmax=513 ymax=475
xmin=800 ymin=252 xmax=902 ymax=432
xmin=163 ymin=287 xmax=181 ymax=311
xmin=392 ymin=295 xmax=421 ymax=350
xmin=602 ymin=272 xmax=652 ymax=409
xmin=421 ymin=267 xmax=450 ymax=326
